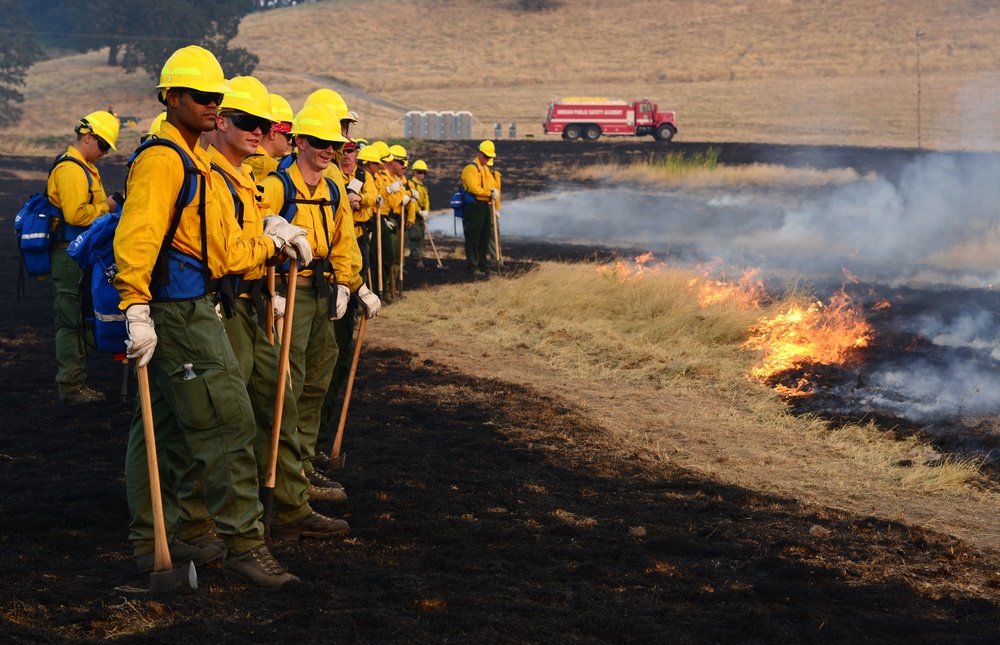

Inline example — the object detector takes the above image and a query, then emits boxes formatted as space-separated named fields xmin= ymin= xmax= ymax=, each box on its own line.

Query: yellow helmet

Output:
xmin=370 ymin=140 xmax=392 ymax=163
xmin=388 ymin=144 xmax=408 ymax=162
xmin=357 ymin=145 xmax=382 ymax=164
xmin=148 ymin=111 xmax=167 ymax=135
xmin=303 ymin=88 xmax=353 ymax=121
xmin=291 ymin=104 xmax=347 ymax=142
xmin=353 ymin=137 xmax=369 ymax=147
xmin=77 ymin=110 xmax=120 ymax=151
xmin=157 ymin=45 xmax=231 ymax=95
xmin=478 ymin=140 xmax=496 ymax=158
xmin=219 ymin=76 xmax=274 ymax=121
xmin=344 ymin=110 xmax=359 ymax=123
xmin=411 ymin=159 xmax=428 ymax=172
xmin=269 ymin=94 xmax=294 ymax=124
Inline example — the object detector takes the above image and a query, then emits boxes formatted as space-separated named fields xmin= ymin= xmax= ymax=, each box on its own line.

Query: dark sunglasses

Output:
xmin=303 ymin=135 xmax=339 ymax=150
xmin=414 ymin=170 xmax=426 ymax=174
xmin=342 ymin=145 xmax=358 ymax=153
xmin=93 ymin=135 xmax=111 ymax=153
xmin=182 ymin=88 xmax=225 ymax=106
xmin=227 ymin=113 xmax=272 ymax=135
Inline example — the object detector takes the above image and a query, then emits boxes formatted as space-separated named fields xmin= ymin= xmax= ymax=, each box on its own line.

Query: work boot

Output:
xmin=312 ymin=453 xmax=332 ymax=471
xmin=306 ymin=484 xmax=347 ymax=502
xmin=135 ymin=539 xmax=225 ymax=575
xmin=223 ymin=545 xmax=298 ymax=589
xmin=183 ymin=529 xmax=224 ymax=551
xmin=306 ymin=468 xmax=344 ymax=490
xmin=59 ymin=385 xmax=107 ymax=405
xmin=270 ymin=511 xmax=350 ymax=540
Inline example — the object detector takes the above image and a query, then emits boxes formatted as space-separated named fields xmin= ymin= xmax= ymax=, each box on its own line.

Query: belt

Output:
xmin=296 ymin=275 xmax=325 ymax=286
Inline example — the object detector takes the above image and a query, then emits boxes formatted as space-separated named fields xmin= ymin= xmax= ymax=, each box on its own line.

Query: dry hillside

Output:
xmin=3 ymin=0 xmax=1000 ymax=152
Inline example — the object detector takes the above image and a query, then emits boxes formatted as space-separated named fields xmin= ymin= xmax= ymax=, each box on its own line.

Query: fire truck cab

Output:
xmin=543 ymin=97 xmax=678 ymax=142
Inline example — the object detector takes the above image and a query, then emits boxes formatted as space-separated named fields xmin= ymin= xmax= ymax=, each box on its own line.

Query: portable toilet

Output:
xmin=404 ymin=111 xmax=423 ymax=139
xmin=455 ymin=111 xmax=473 ymax=139
xmin=422 ymin=111 xmax=439 ymax=139
xmin=438 ymin=111 xmax=456 ymax=139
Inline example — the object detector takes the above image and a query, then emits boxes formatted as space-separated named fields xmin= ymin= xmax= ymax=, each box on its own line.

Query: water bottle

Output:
xmin=182 ymin=363 xmax=196 ymax=381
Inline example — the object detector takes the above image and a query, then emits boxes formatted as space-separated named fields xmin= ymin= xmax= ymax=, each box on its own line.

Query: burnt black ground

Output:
xmin=3 ymin=142 xmax=1000 ymax=643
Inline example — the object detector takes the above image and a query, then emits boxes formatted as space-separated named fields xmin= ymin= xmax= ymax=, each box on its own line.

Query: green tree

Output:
xmin=0 ymin=0 xmax=42 ymax=124
xmin=117 ymin=0 xmax=258 ymax=78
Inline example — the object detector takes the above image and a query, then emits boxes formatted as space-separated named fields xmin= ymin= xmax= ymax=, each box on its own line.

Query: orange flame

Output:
xmin=689 ymin=265 xmax=766 ymax=310
xmin=742 ymin=290 xmax=874 ymax=396
xmin=595 ymin=253 xmax=665 ymax=283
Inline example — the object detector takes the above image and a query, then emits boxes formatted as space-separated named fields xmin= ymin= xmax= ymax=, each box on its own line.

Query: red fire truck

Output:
xmin=542 ymin=97 xmax=677 ymax=142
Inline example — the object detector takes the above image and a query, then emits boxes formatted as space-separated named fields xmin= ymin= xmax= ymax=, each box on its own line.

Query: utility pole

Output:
xmin=916 ymin=31 xmax=925 ymax=149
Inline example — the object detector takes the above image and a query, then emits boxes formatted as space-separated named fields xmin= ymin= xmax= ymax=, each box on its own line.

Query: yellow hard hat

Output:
xmin=411 ymin=159 xmax=428 ymax=171
xmin=78 ymin=110 xmax=120 ymax=151
xmin=357 ymin=145 xmax=382 ymax=164
xmin=148 ymin=111 xmax=167 ymax=135
xmin=353 ymin=137 xmax=369 ymax=147
xmin=291 ymin=104 xmax=347 ymax=142
xmin=388 ymin=144 xmax=407 ymax=162
xmin=157 ymin=45 xmax=231 ymax=95
xmin=219 ymin=76 xmax=273 ymax=121
xmin=269 ymin=94 xmax=294 ymax=124
xmin=370 ymin=140 xmax=392 ymax=163
xmin=478 ymin=140 xmax=496 ymax=158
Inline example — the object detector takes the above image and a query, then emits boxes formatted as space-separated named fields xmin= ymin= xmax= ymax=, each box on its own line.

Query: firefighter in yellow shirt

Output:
xmin=260 ymin=103 xmax=380 ymax=488
xmin=379 ymin=144 xmax=417 ymax=298
xmin=460 ymin=140 xmax=500 ymax=277
xmin=115 ymin=45 xmax=311 ymax=589
xmin=245 ymin=93 xmax=294 ymax=184
xmin=47 ymin=110 xmax=120 ymax=404
xmin=406 ymin=159 xmax=430 ymax=268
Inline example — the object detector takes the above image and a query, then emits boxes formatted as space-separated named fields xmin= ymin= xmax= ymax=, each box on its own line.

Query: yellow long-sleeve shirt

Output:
xmin=114 ymin=121 xmax=275 ymax=309
xmin=47 ymin=145 xmax=110 ymax=230
xmin=208 ymin=145 xmax=270 ymax=281
xmin=261 ymin=160 xmax=358 ymax=289
xmin=461 ymin=158 xmax=499 ymax=202
xmin=410 ymin=175 xmax=429 ymax=213
xmin=245 ymin=145 xmax=279 ymax=188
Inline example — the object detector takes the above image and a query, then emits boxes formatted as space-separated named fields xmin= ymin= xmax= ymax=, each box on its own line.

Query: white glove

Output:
xmin=384 ymin=218 xmax=396 ymax=232
xmin=490 ymin=188 xmax=500 ymax=201
xmin=419 ymin=209 xmax=429 ymax=218
xmin=402 ymin=194 xmax=412 ymax=206
xmin=125 ymin=304 xmax=157 ymax=367
xmin=411 ymin=188 xmax=420 ymax=200
xmin=356 ymin=284 xmax=381 ymax=319
xmin=261 ymin=216 xmax=312 ymax=265
xmin=214 ymin=302 xmax=224 ymax=321
xmin=386 ymin=180 xmax=402 ymax=194
xmin=329 ymin=284 xmax=351 ymax=320
xmin=273 ymin=293 xmax=286 ymax=324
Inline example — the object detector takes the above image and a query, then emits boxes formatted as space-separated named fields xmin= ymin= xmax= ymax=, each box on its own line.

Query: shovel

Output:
xmin=262 ymin=262 xmax=298 ymax=539
xmin=491 ymin=198 xmax=504 ymax=270
xmin=137 ymin=362 xmax=198 ymax=591
xmin=328 ymin=314 xmax=367 ymax=471
xmin=426 ymin=225 xmax=446 ymax=269
xmin=265 ymin=266 xmax=276 ymax=345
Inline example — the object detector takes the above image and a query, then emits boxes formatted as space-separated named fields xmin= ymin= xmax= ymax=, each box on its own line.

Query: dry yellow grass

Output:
xmin=383 ymin=261 xmax=988 ymax=498
xmin=570 ymin=160 xmax=870 ymax=188
xmin=3 ymin=0 xmax=1000 ymax=154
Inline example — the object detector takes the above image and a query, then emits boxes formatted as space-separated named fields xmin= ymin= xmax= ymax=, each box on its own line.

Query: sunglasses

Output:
xmin=303 ymin=135 xmax=340 ymax=150
xmin=342 ymin=145 xmax=358 ymax=153
xmin=227 ymin=112 xmax=272 ymax=135
xmin=414 ymin=170 xmax=426 ymax=174
xmin=182 ymin=88 xmax=225 ymax=106
xmin=93 ymin=135 xmax=111 ymax=153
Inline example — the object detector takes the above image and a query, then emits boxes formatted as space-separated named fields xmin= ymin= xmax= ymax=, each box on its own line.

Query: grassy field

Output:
xmin=3 ymin=0 xmax=1000 ymax=154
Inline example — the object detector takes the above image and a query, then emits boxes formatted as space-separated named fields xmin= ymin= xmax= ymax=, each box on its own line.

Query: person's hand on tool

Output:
xmin=356 ymin=284 xmax=381 ymax=319
xmin=262 ymin=216 xmax=312 ymax=265
xmin=273 ymin=293 xmax=286 ymax=324
xmin=329 ymin=284 xmax=352 ymax=320
xmin=402 ymin=194 xmax=411 ymax=206
xmin=419 ymin=209 xmax=429 ymax=220
xmin=490 ymin=188 xmax=500 ymax=201
xmin=386 ymin=180 xmax=402 ymax=194
xmin=125 ymin=304 xmax=156 ymax=367
xmin=376 ymin=195 xmax=384 ymax=208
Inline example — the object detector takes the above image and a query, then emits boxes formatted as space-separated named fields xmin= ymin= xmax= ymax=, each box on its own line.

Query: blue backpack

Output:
xmin=67 ymin=137 xmax=201 ymax=354
xmin=13 ymin=155 xmax=92 ymax=278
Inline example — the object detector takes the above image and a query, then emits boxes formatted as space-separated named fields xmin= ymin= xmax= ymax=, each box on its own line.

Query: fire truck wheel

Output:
xmin=654 ymin=124 xmax=676 ymax=142
xmin=564 ymin=124 xmax=582 ymax=140
xmin=584 ymin=124 xmax=602 ymax=140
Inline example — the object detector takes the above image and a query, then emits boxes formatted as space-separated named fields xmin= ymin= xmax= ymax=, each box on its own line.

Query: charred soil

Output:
xmin=3 ymin=143 xmax=1000 ymax=643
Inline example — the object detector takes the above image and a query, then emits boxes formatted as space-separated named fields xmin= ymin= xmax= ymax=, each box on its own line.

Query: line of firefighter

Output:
xmin=42 ymin=43 xmax=461 ymax=590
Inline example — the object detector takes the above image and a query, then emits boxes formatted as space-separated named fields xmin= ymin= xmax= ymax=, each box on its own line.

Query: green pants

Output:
xmin=462 ymin=201 xmax=493 ymax=273
xmin=124 ymin=296 xmax=264 ymax=557
xmin=223 ymin=298 xmax=310 ymax=524
xmin=380 ymin=216 xmax=401 ymax=295
xmin=407 ymin=216 xmax=426 ymax=262
xmin=318 ymin=308 xmax=357 ymax=452
xmin=279 ymin=284 xmax=337 ymax=473
xmin=51 ymin=244 xmax=91 ymax=392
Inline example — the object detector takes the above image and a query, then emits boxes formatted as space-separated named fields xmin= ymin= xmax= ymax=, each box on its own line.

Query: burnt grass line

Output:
xmin=4 ymin=146 xmax=1000 ymax=642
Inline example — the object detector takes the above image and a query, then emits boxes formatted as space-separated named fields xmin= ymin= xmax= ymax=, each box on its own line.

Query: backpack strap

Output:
xmin=211 ymin=162 xmax=244 ymax=228
xmin=48 ymin=154 xmax=95 ymax=241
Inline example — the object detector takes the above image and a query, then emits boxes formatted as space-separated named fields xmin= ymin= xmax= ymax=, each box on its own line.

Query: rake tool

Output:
xmin=426 ymin=226 xmax=446 ymax=269
xmin=327 ymin=314 xmax=367 ymax=471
